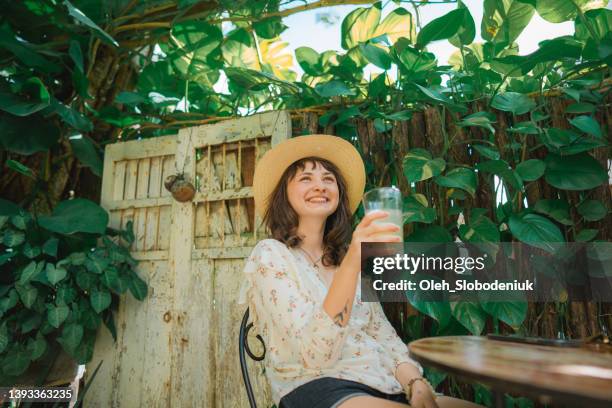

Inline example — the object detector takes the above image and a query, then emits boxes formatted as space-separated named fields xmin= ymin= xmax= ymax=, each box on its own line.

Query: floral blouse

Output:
xmin=238 ymin=239 xmax=423 ymax=405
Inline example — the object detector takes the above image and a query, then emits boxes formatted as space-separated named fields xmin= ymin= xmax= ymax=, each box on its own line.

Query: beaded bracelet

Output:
xmin=404 ymin=377 xmax=435 ymax=402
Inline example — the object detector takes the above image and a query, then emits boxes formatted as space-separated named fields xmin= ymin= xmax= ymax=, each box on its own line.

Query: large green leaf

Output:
xmin=0 ymin=113 xmax=60 ymax=155
xmin=534 ymin=199 xmax=573 ymax=225
xmin=569 ymin=115 xmax=602 ymax=138
xmin=575 ymin=8 xmax=611 ymax=41
xmin=457 ymin=112 xmax=496 ymax=134
xmin=435 ymin=168 xmax=478 ymax=197
xmin=295 ymin=47 xmax=324 ymax=76
xmin=128 ymin=270 xmax=148 ymax=301
xmin=314 ymin=80 xmax=356 ymax=97
xmin=38 ymin=199 xmax=109 ymax=235
xmin=341 ymin=3 xmax=381 ymax=49
xmin=3 ymin=350 xmax=30 ymax=376
xmin=393 ymin=40 xmax=438 ymax=74
xmin=60 ymin=323 xmax=84 ymax=351
xmin=69 ymin=135 xmax=102 ymax=177
xmin=16 ymin=284 xmax=37 ymax=309
xmin=477 ymin=160 xmax=523 ymax=191
xmin=373 ymin=7 xmax=416 ymax=44
xmin=417 ymin=8 xmax=467 ymax=48
xmin=0 ymin=77 xmax=50 ymax=116
xmin=46 ymin=263 xmax=68 ymax=285
xmin=0 ymin=26 xmax=60 ymax=73
xmin=90 ymin=290 xmax=111 ymax=313
xmin=482 ymin=0 xmax=535 ymax=44
xmin=405 ymin=276 xmax=452 ymax=329
xmin=544 ymin=153 xmax=607 ymax=190
xmin=63 ymin=0 xmax=118 ymax=47
xmin=403 ymin=149 xmax=446 ymax=183
xmin=491 ymin=92 xmax=536 ymax=115
xmin=168 ymin=21 xmax=223 ymax=83
xmin=577 ymin=200 xmax=607 ymax=221
xmin=451 ymin=301 xmax=486 ymax=335
xmin=535 ymin=0 xmax=608 ymax=23
xmin=403 ymin=194 xmax=436 ymax=224
xmin=516 ymin=159 xmax=545 ymax=181
xmin=480 ymin=300 xmax=527 ymax=328
xmin=253 ymin=16 xmax=287 ymax=39
xmin=508 ymin=213 xmax=564 ymax=253
xmin=48 ymin=303 xmax=70 ymax=328
xmin=449 ymin=2 xmax=476 ymax=46
xmin=358 ymin=43 xmax=392 ymax=70
xmin=52 ymin=100 xmax=93 ymax=132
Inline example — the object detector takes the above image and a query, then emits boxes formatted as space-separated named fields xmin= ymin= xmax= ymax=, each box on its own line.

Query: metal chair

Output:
xmin=239 ymin=307 xmax=266 ymax=408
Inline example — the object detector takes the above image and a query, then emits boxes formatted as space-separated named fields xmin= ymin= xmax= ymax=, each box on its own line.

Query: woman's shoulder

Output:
xmin=253 ymin=238 xmax=290 ymax=253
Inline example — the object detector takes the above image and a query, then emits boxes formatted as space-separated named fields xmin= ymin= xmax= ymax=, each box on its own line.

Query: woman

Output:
xmin=239 ymin=135 xmax=481 ymax=408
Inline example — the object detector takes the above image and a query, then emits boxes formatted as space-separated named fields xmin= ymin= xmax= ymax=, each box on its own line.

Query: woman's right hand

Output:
xmin=345 ymin=210 xmax=402 ymax=264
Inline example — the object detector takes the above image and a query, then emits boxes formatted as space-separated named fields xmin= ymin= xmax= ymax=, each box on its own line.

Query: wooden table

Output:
xmin=408 ymin=336 xmax=612 ymax=408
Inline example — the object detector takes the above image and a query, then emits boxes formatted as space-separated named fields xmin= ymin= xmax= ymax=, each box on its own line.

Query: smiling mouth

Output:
xmin=307 ymin=198 xmax=329 ymax=203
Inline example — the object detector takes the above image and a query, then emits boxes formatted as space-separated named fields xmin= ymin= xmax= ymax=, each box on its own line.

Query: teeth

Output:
xmin=308 ymin=198 xmax=327 ymax=203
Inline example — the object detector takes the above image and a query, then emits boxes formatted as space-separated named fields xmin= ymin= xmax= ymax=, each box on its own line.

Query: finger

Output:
xmin=363 ymin=222 xmax=401 ymax=236
xmin=359 ymin=210 xmax=389 ymax=227
xmin=364 ymin=235 xmax=402 ymax=242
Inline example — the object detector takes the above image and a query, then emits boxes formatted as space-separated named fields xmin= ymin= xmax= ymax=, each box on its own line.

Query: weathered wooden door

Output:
xmin=85 ymin=111 xmax=291 ymax=407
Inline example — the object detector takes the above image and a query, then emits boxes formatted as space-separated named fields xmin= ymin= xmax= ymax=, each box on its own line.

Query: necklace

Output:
xmin=298 ymin=247 xmax=323 ymax=269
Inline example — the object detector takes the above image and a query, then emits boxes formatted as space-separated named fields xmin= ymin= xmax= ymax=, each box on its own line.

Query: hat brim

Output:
xmin=253 ymin=135 xmax=366 ymax=217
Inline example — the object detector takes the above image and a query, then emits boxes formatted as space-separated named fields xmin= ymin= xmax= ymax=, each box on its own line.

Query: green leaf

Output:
xmin=405 ymin=277 xmax=452 ymax=329
xmin=90 ymin=290 xmax=112 ymax=313
xmin=6 ymin=160 xmax=35 ymax=179
xmin=544 ymin=152 xmax=607 ymax=190
xmin=575 ymin=8 xmax=611 ymax=41
xmin=48 ymin=303 xmax=70 ymax=328
xmin=69 ymin=135 xmax=102 ymax=176
xmin=472 ymin=144 xmax=500 ymax=160
xmin=253 ymin=16 xmax=287 ymax=39
xmin=20 ymin=261 xmax=39 ymax=285
xmin=403 ymin=194 xmax=436 ymax=224
xmin=577 ymin=200 xmax=607 ymax=221
xmin=0 ymin=199 xmax=21 ymax=216
xmin=0 ymin=113 xmax=60 ymax=155
xmin=128 ymin=271 xmax=148 ymax=301
xmin=394 ymin=40 xmax=438 ymax=74
xmin=359 ymin=43 xmax=392 ymax=70
xmin=46 ymin=263 xmax=68 ymax=285
xmin=0 ymin=77 xmax=50 ymax=116
xmin=0 ymin=289 xmax=18 ymax=313
xmin=52 ymin=100 xmax=93 ymax=132
xmin=27 ymin=334 xmax=47 ymax=360
xmin=516 ymin=159 xmax=545 ymax=181
xmin=406 ymin=225 xmax=453 ymax=243
xmin=21 ymin=313 xmax=42 ymax=334
xmin=451 ymin=301 xmax=486 ymax=335
xmin=3 ymin=229 xmax=25 ymax=247
xmin=23 ymin=242 xmax=41 ymax=259
xmin=508 ymin=213 xmax=564 ymax=253
xmin=0 ymin=26 xmax=60 ymax=73
xmin=69 ymin=40 xmax=84 ymax=72
xmin=295 ymin=47 xmax=324 ymax=76
xmin=533 ymin=199 xmax=573 ymax=225
xmin=482 ymin=0 xmax=535 ymax=44
xmin=481 ymin=300 xmax=527 ymax=328
xmin=417 ymin=8 xmax=466 ymax=48
xmin=491 ymin=92 xmax=536 ymax=115
xmin=16 ymin=284 xmax=37 ymax=308
xmin=457 ymin=111 xmax=496 ymax=134
xmin=64 ymin=0 xmax=118 ymax=47
xmin=449 ymin=2 xmax=476 ymax=46
xmin=435 ymin=168 xmax=477 ymax=197
xmin=566 ymin=102 xmax=596 ymax=114
xmin=372 ymin=7 xmax=416 ymax=44
xmin=3 ymin=350 xmax=30 ymax=376
xmin=38 ymin=199 xmax=108 ymax=234
xmin=42 ymin=237 xmax=59 ymax=257
xmin=314 ymin=80 xmax=356 ymax=97
xmin=168 ymin=21 xmax=223 ymax=82
xmin=0 ymin=323 xmax=8 ymax=353
xmin=414 ymin=84 xmax=467 ymax=113
xmin=535 ymin=0 xmax=608 ymax=23
xmin=61 ymin=323 xmax=84 ymax=351
xmin=569 ymin=115 xmax=602 ymax=138
xmin=341 ymin=3 xmax=381 ymax=50
xmin=403 ymin=149 xmax=446 ymax=183
xmin=576 ymin=229 xmax=598 ymax=242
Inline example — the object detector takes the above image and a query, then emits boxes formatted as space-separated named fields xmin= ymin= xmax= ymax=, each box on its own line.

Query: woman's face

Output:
xmin=286 ymin=161 xmax=340 ymax=220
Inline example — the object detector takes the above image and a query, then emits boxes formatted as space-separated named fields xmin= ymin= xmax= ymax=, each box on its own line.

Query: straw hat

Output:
xmin=253 ymin=135 xmax=366 ymax=217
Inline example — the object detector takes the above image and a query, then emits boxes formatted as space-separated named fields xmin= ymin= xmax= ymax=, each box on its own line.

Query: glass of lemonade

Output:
xmin=362 ymin=187 xmax=403 ymax=241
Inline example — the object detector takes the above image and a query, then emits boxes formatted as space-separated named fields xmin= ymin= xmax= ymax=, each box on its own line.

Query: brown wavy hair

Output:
xmin=262 ymin=157 xmax=353 ymax=267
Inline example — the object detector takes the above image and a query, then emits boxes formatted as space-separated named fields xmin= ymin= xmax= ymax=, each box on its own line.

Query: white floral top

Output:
xmin=238 ymin=239 xmax=423 ymax=405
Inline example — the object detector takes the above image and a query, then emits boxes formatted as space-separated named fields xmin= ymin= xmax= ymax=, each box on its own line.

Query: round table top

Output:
xmin=408 ymin=336 xmax=612 ymax=406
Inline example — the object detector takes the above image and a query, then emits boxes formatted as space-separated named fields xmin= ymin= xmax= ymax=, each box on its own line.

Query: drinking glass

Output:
xmin=362 ymin=187 xmax=403 ymax=241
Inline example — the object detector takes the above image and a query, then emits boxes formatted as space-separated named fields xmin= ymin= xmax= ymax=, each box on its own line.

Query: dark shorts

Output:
xmin=278 ymin=377 xmax=409 ymax=408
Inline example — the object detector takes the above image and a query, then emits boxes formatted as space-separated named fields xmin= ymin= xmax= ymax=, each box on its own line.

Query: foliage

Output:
xmin=0 ymin=198 xmax=146 ymax=384
xmin=0 ymin=0 xmax=610 ymax=402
